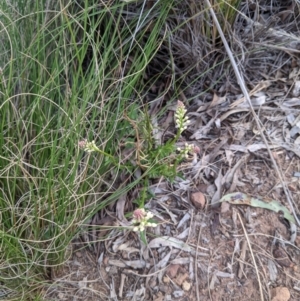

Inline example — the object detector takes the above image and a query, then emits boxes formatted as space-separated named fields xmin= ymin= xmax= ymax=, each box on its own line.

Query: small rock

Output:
xmin=288 ymin=184 xmax=296 ymax=191
xmin=75 ymin=251 xmax=82 ymax=258
xmin=166 ymin=264 xmax=180 ymax=278
xmin=182 ymin=280 xmax=191 ymax=291
xmin=190 ymin=192 xmax=206 ymax=209
xmin=271 ymin=287 xmax=290 ymax=301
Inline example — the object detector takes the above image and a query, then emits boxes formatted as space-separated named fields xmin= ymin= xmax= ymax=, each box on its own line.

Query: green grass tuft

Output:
xmin=0 ymin=0 xmax=174 ymax=299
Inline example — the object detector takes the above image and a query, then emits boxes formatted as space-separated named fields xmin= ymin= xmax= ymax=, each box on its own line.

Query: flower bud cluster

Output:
xmin=132 ymin=208 xmax=157 ymax=232
xmin=177 ymin=143 xmax=200 ymax=159
xmin=175 ymin=100 xmax=190 ymax=134
xmin=177 ymin=143 xmax=193 ymax=159
xmin=78 ymin=139 xmax=100 ymax=153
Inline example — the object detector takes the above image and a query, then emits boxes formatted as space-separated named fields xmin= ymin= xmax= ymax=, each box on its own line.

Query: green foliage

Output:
xmin=195 ymin=0 xmax=242 ymax=45
xmin=139 ymin=230 xmax=148 ymax=245
xmin=217 ymin=0 xmax=242 ymax=26
xmin=0 ymin=0 xmax=174 ymax=299
xmin=82 ymin=100 xmax=191 ymax=209
xmin=220 ymin=192 xmax=296 ymax=224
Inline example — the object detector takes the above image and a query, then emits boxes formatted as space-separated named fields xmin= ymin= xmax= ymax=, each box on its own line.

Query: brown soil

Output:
xmin=45 ymin=146 xmax=300 ymax=300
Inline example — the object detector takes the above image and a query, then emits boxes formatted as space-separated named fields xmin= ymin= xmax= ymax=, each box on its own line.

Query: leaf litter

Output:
xmin=46 ymin=1 xmax=300 ymax=300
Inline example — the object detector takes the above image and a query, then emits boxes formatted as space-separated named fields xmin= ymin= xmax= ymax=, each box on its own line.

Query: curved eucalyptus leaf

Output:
xmin=219 ymin=192 xmax=296 ymax=224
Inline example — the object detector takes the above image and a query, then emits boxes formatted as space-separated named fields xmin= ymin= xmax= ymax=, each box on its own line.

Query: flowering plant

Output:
xmin=132 ymin=208 xmax=157 ymax=232
xmin=175 ymin=100 xmax=190 ymax=135
xmin=78 ymin=139 xmax=100 ymax=153
xmin=78 ymin=100 xmax=199 ymax=236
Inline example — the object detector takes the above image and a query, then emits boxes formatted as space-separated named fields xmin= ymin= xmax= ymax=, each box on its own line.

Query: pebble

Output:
xmin=190 ymin=191 xmax=206 ymax=209
xmin=271 ymin=287 xmax=290 ymax=301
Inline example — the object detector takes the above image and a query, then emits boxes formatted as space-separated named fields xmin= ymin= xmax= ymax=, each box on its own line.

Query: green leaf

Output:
xmin=220 ymin=192 xmax=295 ymax=224
xmin=140 ymin=230 xmax=147 ymax=245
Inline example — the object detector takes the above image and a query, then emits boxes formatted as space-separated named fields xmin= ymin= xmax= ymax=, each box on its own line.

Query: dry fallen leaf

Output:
xmin=220 ymin=192 xmax=296 ymax=224
xmin=174 ymin=272 xmax=189 ymax=286
xmin=166 ymin=264 xmax=180 ymax=278
xmin=292 ymin=80 xmax=300 ymax=97
xmin=153 ymin=292 xmax=164 ymax=301
xmin=78 ymin=277 xmax=88 ymax=289
xmin=211 ymin=168 xmax=223 ymax=207
xmin=273 ymin=246 xmax=295 ymax=268
xmin=268 ymin=259 xmax=278 ymax=282
xmin=108 ymin=259 xmax=148 ymax=269
xmin=148 ymin=236 xmax=194 ymax=252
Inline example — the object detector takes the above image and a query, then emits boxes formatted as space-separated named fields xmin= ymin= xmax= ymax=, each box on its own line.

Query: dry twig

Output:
xmin=237 ymin=213 xmax=264 ymax=301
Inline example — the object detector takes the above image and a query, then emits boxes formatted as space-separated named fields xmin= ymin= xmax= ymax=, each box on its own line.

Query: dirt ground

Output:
xmin=46 ymin=189 xmax=300 ymax=301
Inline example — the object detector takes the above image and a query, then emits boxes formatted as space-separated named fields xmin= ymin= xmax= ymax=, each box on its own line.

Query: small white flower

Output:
xmin=175 ymin=100 xmax=190 ymax=134
xmin=131 ymin=208 xmax=157 ymax=232
xmin=146 ymin=212 xmax=154 ymax=219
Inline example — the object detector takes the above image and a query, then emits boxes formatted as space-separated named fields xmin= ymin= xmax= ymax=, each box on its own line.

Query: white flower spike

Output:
xmin=175 ymin=100 xmax=190 ymax=134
